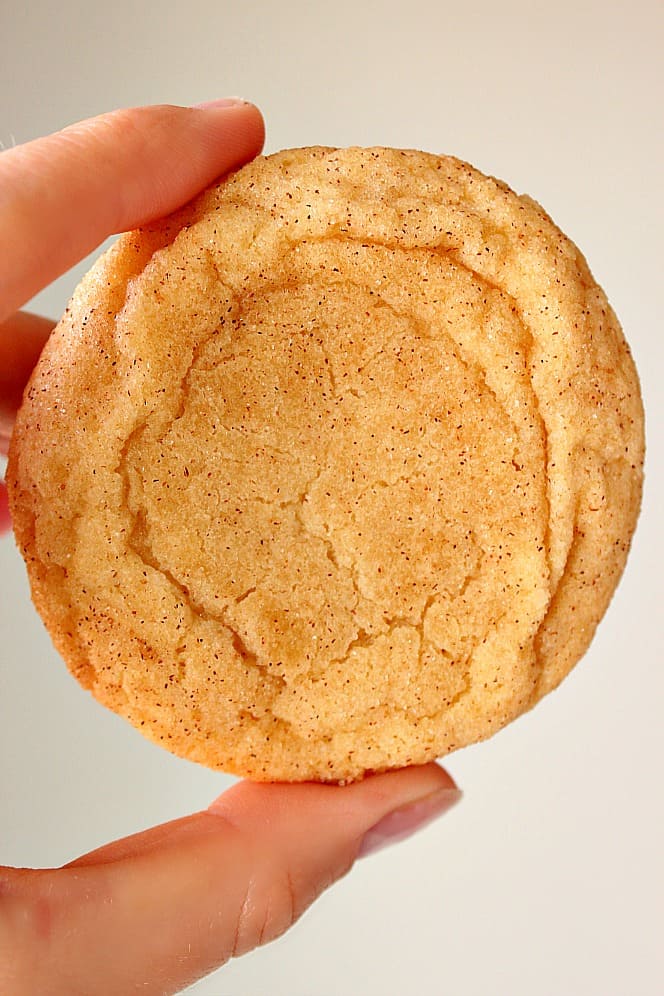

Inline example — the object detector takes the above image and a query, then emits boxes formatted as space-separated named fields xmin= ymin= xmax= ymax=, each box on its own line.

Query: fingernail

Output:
xmin=193 ymin=97 xmax=249 ymax=110
xmin=358 ymin=787 xmax=462 ymax=858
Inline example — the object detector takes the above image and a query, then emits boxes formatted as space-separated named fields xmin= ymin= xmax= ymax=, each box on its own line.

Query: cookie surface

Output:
xmin=8 ymin=147 xmax=644 ymax=781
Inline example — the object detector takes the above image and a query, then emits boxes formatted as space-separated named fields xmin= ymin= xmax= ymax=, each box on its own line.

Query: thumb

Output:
xmin=1 ymin=764 xmax=460 ymax=995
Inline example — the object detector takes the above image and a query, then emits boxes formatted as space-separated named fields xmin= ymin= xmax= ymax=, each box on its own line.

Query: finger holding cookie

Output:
xmin=0 ymin=101 xmax=464 ymax=996
xmin=1 ymin=91 xmax=645 ymax=994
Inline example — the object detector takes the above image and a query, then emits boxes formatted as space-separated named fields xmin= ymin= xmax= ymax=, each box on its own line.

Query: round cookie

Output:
xmin=8 ymin=147 xmax=644 ymax=782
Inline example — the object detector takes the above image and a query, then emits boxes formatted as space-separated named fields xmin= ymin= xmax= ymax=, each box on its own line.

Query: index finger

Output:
xmin=0 ymin=100 xmax=265 ymax=323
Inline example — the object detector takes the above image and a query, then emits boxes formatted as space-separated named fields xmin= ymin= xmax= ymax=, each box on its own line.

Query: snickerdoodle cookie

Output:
xmin=8 ymin=147 xmax=644 ymax=781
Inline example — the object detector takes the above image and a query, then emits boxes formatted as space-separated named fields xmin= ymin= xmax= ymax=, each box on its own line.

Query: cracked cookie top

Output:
xmin=8 ymin=147 xmax=644 ymax=781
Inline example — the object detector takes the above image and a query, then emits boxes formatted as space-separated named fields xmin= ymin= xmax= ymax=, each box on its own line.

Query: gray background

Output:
xmin=1 ymin=1 xmax=662 ymax=994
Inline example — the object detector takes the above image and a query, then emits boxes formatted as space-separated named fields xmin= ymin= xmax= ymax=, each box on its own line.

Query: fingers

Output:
xmin=0 ymin=100 xmax=265 ymax=322
xmin=1 ymin=765 xmax=460 ymax=996
xmin=0 ymin=311 xmax=55 ymax=535
xmin=0 ymin=311 xmax=55 ymax=453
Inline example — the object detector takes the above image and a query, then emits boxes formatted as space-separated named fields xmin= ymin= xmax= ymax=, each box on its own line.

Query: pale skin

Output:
xmin=0 ymin=102 xmax=461 ymax=994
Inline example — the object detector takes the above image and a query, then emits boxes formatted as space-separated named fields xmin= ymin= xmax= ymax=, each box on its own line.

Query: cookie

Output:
xmin=7 ymin=147 xmax=644 ymax=782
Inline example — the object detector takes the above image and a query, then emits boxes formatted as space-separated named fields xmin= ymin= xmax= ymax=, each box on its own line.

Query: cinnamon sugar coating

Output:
xmin=8 ymin=147 xmax=644 ymax=781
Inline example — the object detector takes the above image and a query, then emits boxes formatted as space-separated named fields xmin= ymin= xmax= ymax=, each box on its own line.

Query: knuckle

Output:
xmin=60 ymin=104 xmax=182 ymax=155
xmin=103 ymin=104 xmax=183 ymax=142
xmin=232 ymin=865 xmax=303 ymax=959
xmin=0 ymin=869 xmax=58 ymax=994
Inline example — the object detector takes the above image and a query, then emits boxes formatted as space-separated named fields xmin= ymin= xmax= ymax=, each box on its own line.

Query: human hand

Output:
xmin=0 ymin=102 xmax=461 ymax=995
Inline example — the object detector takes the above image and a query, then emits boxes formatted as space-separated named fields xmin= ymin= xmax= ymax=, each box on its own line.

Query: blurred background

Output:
xmin=1 ymin=1 xmax=662 ymax=993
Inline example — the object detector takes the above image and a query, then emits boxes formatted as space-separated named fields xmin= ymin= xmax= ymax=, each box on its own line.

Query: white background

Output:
xmin=1 ymin=1 xmax=662 ymax=994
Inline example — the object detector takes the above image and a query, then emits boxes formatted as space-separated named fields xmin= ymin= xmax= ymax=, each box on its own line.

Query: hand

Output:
xmin=0 ymin=102 xmax=461 ymax=995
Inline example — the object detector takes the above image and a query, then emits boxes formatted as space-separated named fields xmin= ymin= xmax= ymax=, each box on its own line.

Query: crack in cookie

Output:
xmin=8 ymin=146 xmax=644 ymax=781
